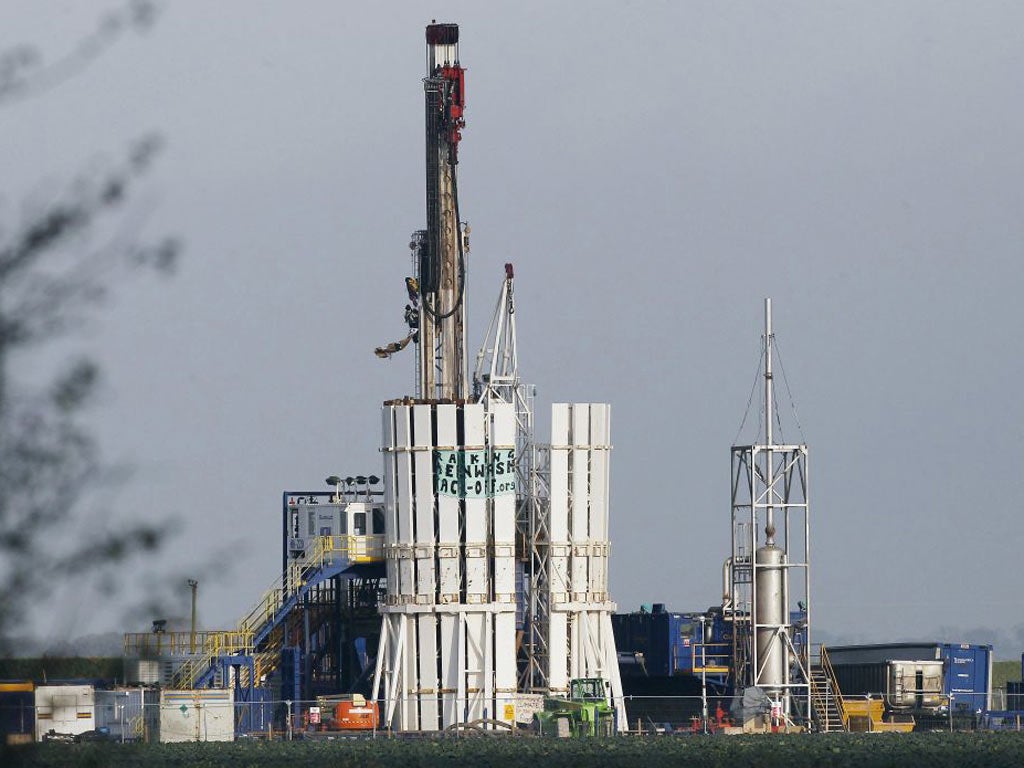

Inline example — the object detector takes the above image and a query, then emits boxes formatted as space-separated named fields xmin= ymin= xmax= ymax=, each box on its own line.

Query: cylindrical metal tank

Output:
xmin=754 ymin=545 xmax=788 ymax=694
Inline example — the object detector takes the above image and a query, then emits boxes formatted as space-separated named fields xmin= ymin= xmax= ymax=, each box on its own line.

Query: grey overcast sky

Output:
xmin=5 ymin=2 xmax=1024 ymax=653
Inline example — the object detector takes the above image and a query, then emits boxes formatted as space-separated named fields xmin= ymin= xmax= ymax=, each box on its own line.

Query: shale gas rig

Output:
xmin=125 ymin=21 xmax=625 ymax=734
xmin=370 ymin=21 xmax=624 ymax=732
xmin=117 ymin=22 xmax=942 ymax=738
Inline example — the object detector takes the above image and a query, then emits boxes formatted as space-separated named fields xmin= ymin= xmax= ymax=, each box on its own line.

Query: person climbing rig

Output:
xmin=404 ymin=304 xmax=419 ymax=330
xmin=374 ymin=334 xmax=414 ymax=359
xmin=374 ymin=277 xmax=421 ymax=359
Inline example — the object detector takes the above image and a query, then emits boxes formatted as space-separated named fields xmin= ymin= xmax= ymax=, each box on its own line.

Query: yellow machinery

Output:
xmin=843 ymin=698 xmax=915 ymax=733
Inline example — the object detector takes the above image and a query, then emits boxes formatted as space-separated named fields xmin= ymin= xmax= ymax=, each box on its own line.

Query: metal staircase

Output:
xmin=171 ymin=631 xmax=254 ymax=690
xmin=809 ymin=645 xmax=847 ymax=732
xmin=171 ymin=534 xmax=383 ymax=689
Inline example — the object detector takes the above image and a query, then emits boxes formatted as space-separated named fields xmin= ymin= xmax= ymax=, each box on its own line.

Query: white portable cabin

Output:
xmin=34 ymin=684 xmax=94 ymax=741
xmin=158 ymin=689 xmax=234 ymax=742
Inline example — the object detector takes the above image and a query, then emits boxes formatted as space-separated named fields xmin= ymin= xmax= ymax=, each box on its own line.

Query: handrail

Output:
xmin=165 ymin=533 xmax=385 ymax=688
xmin=124 ymin=630 xmax=236 ymax=657
xmin=239 ymin=534 xmax=384 ymax=635
xmin=132 ymin=533 xmax=387 ymax=689
xmin=688 ymin=642 xmax=733 ymax=672
xmin=171 ymin=630 xmax=257 ymax=688
xmin=173 ymin=652 xmax=214 ymax=689
xmin=818 ymin=645 xmax=846 ymax=726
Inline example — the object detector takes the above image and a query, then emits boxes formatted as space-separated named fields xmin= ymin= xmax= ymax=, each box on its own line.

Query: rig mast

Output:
xmin=417 ymin=23 xmax=468 ymax=400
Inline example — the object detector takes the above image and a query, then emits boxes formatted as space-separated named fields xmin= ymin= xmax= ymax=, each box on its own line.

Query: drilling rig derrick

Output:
xmin=418 ymin=22 xmax=468 ymax=401
xmin=376 ymin=23 xmax=469 ymax=400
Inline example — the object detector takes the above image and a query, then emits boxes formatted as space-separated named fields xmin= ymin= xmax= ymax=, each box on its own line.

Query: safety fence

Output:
xmin=3 ymin=691 xmax=1007 ymax=744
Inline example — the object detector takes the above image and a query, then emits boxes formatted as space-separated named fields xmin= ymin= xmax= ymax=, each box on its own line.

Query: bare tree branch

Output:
xmin=0 ymin=4 xmax=181 ymax=646
xmin=0 ymin=1 xmax=163 ymax=106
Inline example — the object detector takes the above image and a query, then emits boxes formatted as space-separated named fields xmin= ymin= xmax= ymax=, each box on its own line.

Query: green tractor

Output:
xmin=534 ymin=678 xmax=616 ymax=737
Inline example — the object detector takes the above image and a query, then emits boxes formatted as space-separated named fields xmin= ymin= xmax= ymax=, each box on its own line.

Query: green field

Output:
xmin=992 ymin=659 xmax=1022 ymax=692
xmin=5 ymin=732 xmax=1024 ymax=768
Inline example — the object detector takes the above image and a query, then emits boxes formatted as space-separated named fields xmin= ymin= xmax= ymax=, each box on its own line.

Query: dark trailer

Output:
xmin=827 ymin=642 xmax=992 ymax=718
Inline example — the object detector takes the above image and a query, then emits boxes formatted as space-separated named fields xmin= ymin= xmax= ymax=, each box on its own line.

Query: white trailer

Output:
xmin=34 ymin=684 xmax=94 ymax=741
xmin=158 ymin=689 xmax=234 ymax=742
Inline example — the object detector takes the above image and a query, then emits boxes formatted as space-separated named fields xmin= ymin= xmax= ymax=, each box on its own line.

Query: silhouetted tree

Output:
xmin=0 ymin=1 xmax=179 ymax=652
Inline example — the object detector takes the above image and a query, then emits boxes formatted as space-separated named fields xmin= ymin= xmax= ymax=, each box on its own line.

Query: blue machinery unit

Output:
xmin=612 ymin=603 xmax=813 ymax=730
xmin=612 ymin=608 xmax=995 ymax=732
xmin=611 ymin=605 xmax=734 ymax=729
xmin=613 ymin=605 xmax=732 ymax=681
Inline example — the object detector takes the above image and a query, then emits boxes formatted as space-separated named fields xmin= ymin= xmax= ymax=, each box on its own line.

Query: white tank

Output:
xmin=754 ymin=545 xmax=788 ymax=694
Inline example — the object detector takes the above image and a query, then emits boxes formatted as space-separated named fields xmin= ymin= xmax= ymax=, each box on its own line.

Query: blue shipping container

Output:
xmin=941 ymin=643 xmax=991 ymax=713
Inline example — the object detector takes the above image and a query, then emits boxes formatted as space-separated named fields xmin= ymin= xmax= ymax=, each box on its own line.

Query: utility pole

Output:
xmin=701 ymin=613 xmax=710 ymax=734
xmin=188 ymin=579 xmax=198 ymax=654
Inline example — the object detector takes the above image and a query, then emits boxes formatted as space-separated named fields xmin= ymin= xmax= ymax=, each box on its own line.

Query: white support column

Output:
xmin=383 ymin=615 xmax=405 ymax=726
xmin=589 ymin=404 xmax=609 ymax=602
xmin=462 ymin=403 xmax=487 ymax=721
xmin=402 ymin=613 xmax=419 ymax=729
xmin=381 ymin=408 xmax=400 ymax=611
xmin=490 ymin=402 xmax=518 ymax=724
xmin=568 ymin=404 xmax=591 ymax=682
xmin=392 ymin=406 xmax=420 ymax=730
xmin=547 ymin=404 xmax=570 ymax=695
xmin=439 ymin=611 xmax=459 ymax=727
xmin=371 ymin=613 xmax=389 ymax=703
xmin=394 ymin=407 xmax=416 ymax=607
xmin=570 ymin=404 xmax=591 ymax=605
xmin=456 ymin=610 xmax=467 ymax=727
xmin=435 ymin=404 xmax=461 ymax=726
xmin=377 ymin=406 xmax=416 ymax=731
xmin=413 ymin=405 xmax=439 ymax=730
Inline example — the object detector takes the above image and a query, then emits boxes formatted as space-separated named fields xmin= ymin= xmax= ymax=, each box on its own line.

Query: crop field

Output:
xmin=4 ymin=732 xmax=1024 ymax=768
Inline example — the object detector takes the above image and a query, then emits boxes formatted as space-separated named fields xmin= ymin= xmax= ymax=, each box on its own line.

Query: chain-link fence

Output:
xmin=0 ymin=690 xmax=1006 ymax=745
